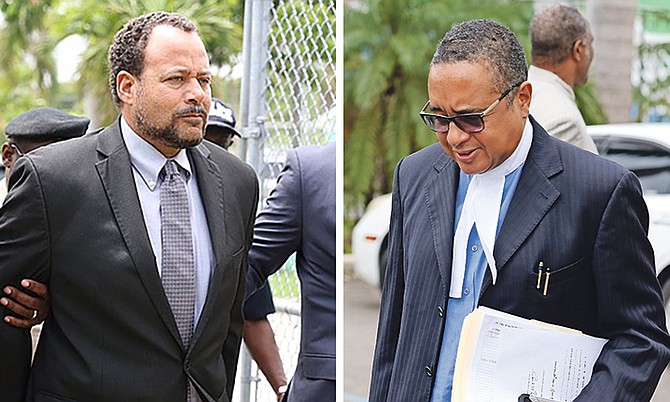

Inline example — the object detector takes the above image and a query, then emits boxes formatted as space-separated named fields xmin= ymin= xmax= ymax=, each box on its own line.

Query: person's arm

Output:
xmin=244 ymin=318 xmax=288 ymax=401
xmin=0 ymin=157 xmax=51 ymax=401
xmin=245 ymin=149 xmax=303 ymax=297
xmin=2 ymin=279 xmax=49 ymax=328
xmin=243 ymin=284 xmax=287 ymax=401
xmin=369 ymin=160 xmax=406 ymax=402
xmin=575 ymin=171 xmax=670 ymax=401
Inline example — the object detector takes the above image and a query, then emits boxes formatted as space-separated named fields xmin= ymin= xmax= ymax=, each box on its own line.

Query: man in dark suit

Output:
xmin=369 ymin=19 xmax=670 ymax=402
xmin=3 ymin=97 xmax=289 ymax=401
xmin=0 ymin=11 xmax=258 ymax=402
xmin=246 ymin=142 xmax=336 ymax=402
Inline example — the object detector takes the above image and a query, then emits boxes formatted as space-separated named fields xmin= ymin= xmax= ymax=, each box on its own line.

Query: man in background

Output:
xmin=205 ymin=97 xmax=241 ymax=150
xmin=246 ymin=141 xmax=336 ymax=402
xmin=528 ymin=3 xmax=598 ymax=153
xmin=1 ymin=108 xmax=90 ymax=203
xmin=0 ymin=108 xmax=89 ymax=359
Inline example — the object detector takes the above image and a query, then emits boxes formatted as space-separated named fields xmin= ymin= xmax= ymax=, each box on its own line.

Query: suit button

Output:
xmin=437 ymin=306 xmax=444 ymax=317
xmin=185 ymin=360 xmax=191 ymax=371
xmin=425 ymin=366 xmax=433 ymax=377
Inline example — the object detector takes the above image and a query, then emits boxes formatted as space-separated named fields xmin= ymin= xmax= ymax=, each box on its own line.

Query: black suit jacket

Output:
xmin=246 ymin=143 xmax=336 ymax=402
xmin=0 ymin=119 xmax=259 ymax=402
xmin=369 ymin=117 xmax=670 ymax=402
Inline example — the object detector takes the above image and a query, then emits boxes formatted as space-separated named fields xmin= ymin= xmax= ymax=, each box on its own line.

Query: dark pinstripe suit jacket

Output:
xmin=369 ymin=117 xmax=670 ymax=402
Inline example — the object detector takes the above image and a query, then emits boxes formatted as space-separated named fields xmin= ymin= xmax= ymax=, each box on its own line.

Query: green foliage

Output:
xmin=344 ymin=0 xmax=535 ymax=218
xmin=52 ymin=0 xmax=243 ymax=127
xmin=0 ymin=65 xmax=48 ymax=142
xmin=0 ymin=0 xmax=244 ymax=133
xmin=633 ymin=8 xmax=670 ymax=122
xmin=575 ymin=83 xmax=608 ymax=125
xmin=0 ymin=0 xmax=60 ymax=137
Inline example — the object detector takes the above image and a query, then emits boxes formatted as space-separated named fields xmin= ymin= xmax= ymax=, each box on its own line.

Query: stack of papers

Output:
xmin=451 ymin=307 xmax=607 ymax=402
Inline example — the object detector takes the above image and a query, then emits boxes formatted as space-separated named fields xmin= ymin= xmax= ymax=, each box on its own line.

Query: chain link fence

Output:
xmin=235 ymin=1 xmax=335 ymax=401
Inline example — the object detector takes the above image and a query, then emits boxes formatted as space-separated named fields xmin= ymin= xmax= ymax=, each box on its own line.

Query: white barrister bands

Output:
xmin=449 ymin=118 xmax=533 ymax=298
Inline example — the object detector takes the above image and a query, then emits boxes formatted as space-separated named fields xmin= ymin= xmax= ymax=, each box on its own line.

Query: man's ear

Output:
xmin=572 ymin=39 xmax=586 ymax=63
xmin=2 ymin=142 xmax=15 ymax=170
xmin=116 ymin=70 xmax=139 ymax=106
xmin=516 ymin=81 xmax=532 ymax=119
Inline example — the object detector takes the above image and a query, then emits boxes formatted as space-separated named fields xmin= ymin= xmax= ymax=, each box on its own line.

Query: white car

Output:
xmin=352 ymin=123 xmax=670 ymax=314
xmin=351 ymin=193 xmax=392 ymax=286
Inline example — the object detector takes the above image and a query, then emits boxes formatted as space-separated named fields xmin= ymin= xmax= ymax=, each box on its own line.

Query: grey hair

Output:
xmin=531 ymin=3 xmax=589 ymax=65
xmin=431 ymin=19 xmax=528 ymax=96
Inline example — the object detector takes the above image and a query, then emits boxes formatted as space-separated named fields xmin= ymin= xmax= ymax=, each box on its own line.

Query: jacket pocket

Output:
xmin=544 ymin=256 xmax=588 ymax=286
xmin=302 ymin=353 xmax=336 ymax=380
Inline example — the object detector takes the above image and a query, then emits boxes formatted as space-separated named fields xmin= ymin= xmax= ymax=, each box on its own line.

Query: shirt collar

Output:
xmin=120 ymin=116 xmax=192 ymax=191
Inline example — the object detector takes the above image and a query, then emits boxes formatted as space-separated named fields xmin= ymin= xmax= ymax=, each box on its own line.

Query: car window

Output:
xmin=600 ymin=138 xmax=670 ymax=195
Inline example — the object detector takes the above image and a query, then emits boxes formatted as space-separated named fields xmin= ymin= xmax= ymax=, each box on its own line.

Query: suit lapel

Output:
xmin=187 ymin=145 xmax=231 ymax=343
xmin=94 ymin=121 xmax=182 ymax=346
xmin=424 ymin=151 xmax=460 ymax=297
xmin=482 ymin=119 xmax=563 ymax=291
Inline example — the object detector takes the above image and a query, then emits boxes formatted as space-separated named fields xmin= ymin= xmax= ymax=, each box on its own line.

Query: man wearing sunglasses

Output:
xmin=369 ymin=19 xmax=669 ymax=402
xmin=527 ymin=3 xmax=598 ymax=153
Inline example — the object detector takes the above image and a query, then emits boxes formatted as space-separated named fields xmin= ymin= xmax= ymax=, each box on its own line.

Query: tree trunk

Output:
xmin=587 ymin=0 xmax=637 ymax=123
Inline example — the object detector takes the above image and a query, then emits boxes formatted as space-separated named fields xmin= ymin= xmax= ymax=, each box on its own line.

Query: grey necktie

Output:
xmin=160 ymin=159 xmax=198 ymax=402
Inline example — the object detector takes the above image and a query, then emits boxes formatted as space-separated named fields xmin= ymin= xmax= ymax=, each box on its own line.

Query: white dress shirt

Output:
xmin=121 ymin=117 xmax=214 ymax=326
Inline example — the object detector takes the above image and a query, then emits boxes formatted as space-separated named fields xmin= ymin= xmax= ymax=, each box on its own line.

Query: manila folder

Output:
xmin=451 ymin=306 xmax=606 ymax=402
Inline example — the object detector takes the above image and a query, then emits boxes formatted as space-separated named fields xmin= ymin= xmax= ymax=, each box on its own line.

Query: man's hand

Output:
xmin=1 ymin=279 xmax=50 ymax=328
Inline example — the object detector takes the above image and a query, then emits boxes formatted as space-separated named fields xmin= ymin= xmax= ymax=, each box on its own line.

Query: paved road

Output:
xmin=344 ymin=272 xmax=670 ymax=402
xmin=344 ymin=273 xmax=381 ymax=401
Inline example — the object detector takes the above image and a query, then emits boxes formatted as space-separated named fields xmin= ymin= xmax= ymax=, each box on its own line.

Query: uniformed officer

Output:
xmin=205 ymin=98 xmax=241 ymax=150
xmin=1 ymin=107 xmax=90 ymax=203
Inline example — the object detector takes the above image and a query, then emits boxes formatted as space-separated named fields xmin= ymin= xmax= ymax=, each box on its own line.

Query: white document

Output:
xmin=453 ymin=307 xmax=607 ymax=402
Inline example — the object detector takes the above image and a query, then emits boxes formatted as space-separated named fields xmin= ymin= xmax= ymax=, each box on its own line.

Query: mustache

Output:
xmin=175 ymin=105 xmax=208 ymax=118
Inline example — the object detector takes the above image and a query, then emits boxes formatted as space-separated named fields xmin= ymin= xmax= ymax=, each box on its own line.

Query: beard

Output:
xmin=134 ymin=91 xmax=206 ymax=150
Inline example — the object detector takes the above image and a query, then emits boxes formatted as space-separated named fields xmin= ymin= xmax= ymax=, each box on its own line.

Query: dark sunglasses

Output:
xmin=419 ymin=82 xmax=523 ymax=134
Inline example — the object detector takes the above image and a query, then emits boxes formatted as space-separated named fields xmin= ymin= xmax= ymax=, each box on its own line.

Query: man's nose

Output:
xmin=185 ymin=78 xmax=208 ymax=105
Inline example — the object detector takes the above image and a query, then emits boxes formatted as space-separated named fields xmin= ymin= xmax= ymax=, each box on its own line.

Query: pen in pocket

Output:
xmin=543 ymin=266 xmax=551 ymax=296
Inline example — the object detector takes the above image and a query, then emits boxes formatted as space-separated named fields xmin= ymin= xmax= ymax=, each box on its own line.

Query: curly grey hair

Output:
xmin=108 ymin=11 xmax=198 ymax=106
xmin=530 ymin=3 xmax=590 ymax=65
xmin=431 ymin=19 xmax=528 ymax=98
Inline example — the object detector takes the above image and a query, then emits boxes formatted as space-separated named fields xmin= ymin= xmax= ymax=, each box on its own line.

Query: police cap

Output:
xmin=5 ymin=108 xmax=90 ymax=140
xmin=207 ymin=98 xmax=240 ymax=137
